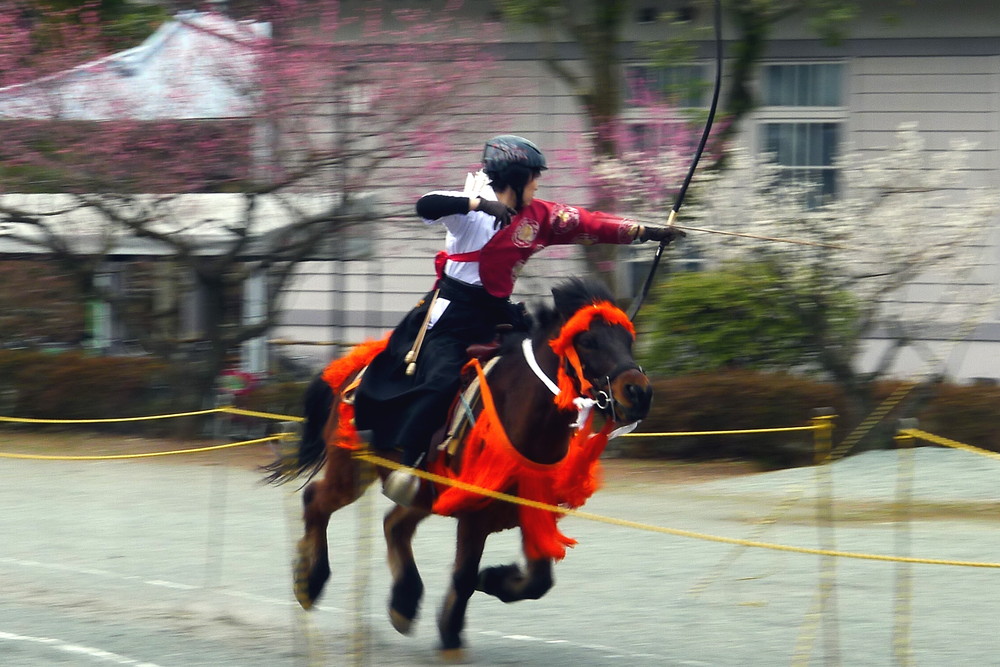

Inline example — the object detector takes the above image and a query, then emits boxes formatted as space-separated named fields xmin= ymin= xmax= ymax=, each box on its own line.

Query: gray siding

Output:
xmin=843 ymin=52 xmax=1000 ymax=380
xmin=272 ymin=5 xmax=1000 ymax=381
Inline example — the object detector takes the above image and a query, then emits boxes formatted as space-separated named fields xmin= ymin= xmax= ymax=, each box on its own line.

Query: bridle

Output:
xmin=522 ymin=301 xmax=644 ymax=428
xmin=589 ymin=360 xmax=644 ymax=413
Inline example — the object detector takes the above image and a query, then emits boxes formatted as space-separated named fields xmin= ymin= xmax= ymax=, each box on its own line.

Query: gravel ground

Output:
xmin=1 ymin=433 xmax=999 ymax=666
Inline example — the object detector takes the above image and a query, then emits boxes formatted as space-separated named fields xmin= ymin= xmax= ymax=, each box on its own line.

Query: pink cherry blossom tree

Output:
xmin=0 ymin=0 xmax=495 ymax=412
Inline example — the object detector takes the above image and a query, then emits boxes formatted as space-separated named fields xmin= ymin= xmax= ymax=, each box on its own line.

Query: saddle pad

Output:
xmin=440 ymin=356 xmax=500 ymax=457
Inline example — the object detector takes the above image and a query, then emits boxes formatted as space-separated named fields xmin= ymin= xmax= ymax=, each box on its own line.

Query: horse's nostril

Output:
xmin=625 ymin=382 xmax=652 ymax=412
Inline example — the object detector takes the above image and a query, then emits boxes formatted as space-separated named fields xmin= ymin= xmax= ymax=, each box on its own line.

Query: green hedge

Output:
xmin=0 ymin=349 xmax=167 ymax=422
xmin=2 ymin=351 xmax=997 ymax=467
xmin=620 ymin=371 xmax=1000 ymax=468
xmin=915 ymin=382 xmax=1000 ymax=453
xmin=233 ymin=380 xmax=308 ymax=421
xmin=620 ymin=371 xmax=847 ymax=468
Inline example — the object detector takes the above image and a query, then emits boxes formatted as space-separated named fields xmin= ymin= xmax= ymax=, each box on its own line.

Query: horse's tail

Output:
xmin=262 ymin=374 xmax=333 ymax=485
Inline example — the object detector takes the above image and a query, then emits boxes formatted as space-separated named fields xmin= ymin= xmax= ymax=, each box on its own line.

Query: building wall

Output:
xmin=845 ymin=49 xmax=1000 ymax=381
xmin=272 ymin=2 xmax=1000 ymax=380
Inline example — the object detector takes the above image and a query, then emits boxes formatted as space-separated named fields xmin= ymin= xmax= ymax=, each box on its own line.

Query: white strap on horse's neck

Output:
xmin=521 ymin=336 xmax=638 ymax=438
xmin=522 ymin=337 xmax=561 ymax=396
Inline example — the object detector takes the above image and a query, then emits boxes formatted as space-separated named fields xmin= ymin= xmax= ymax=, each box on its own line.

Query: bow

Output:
xmin=627 ymin=0 xmax=724 ymax=321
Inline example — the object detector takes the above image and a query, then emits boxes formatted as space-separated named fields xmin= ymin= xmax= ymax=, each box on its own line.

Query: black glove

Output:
xmin=639 ymin=225 xmax=685 ymax=244
xmin=476 ymin=199 xmax=517 ymax=229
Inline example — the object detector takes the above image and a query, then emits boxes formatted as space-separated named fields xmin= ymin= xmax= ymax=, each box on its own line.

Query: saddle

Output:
xmin=333 ymin=339 xmax=503 ymax=461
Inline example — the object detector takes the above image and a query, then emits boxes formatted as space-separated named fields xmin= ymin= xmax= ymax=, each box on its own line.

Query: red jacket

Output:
xmin=439 ymin=198 xmax=638 ymax=298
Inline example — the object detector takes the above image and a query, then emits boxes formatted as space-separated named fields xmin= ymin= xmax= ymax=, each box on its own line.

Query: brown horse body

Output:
xmin=267 ymin=278 xmax=652 ymax=656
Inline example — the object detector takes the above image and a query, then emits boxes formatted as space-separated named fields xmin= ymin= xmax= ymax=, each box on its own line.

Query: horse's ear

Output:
xmin=532 ymin=303 xmax=559 ymax=334
xmin=551 ymin=277 xmax=615 ymax=319
xmin=550 ymin=282 xmax=576 ymax=319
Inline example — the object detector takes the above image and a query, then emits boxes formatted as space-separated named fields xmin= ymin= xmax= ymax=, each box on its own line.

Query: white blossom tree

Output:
xmin=635 ymin=124 xmax=998 ymax=419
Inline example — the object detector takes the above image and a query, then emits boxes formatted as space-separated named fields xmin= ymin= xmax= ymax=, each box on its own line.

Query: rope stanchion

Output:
xmin=826 ymin=381 xmax=919 ymax=463
xmin=792 ymin=410 xmax=839 ymax=666
xmin=689 ymin=417 xmax=830 ymax=598
xmin=893 ymin=420 xmax=917 ymax=667
xmin=813 ymin=409 xmax=841 ymax=665
xmin=350 ymin=465 xmax=375 ymax=667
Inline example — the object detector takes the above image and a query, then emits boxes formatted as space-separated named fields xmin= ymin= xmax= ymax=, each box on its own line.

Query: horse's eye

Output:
xmin=576 ymin=334 xmax=598 ymax=351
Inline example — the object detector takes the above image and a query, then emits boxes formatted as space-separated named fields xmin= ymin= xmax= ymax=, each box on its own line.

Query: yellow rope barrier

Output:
xmin=0 ymin=435 xmax=285 ymax=460
xmin=903 ymin=428 xmax=1000 ymax=461
xmin=0 ymin=406 xmax=304 ymax=425
xmin=355 ymin=450 xmax=1000 ymax=569
xmin=5 ymin=402 xmax=1000 ymax=570
xmin=218 ymin=406 xmax=304 ymax=422
xmin=623 ymin=425 xmax=819 ymax=437
xmin=0 ymin=408 xmax=222 ymax=424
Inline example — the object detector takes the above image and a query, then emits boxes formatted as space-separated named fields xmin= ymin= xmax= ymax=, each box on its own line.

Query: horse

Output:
xmin=265 ymin=277 xmax=653 ymax=657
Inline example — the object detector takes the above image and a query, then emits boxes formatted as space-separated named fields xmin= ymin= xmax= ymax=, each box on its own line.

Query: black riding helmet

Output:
xmin=482 ymin=135 xmax=547 ymax=210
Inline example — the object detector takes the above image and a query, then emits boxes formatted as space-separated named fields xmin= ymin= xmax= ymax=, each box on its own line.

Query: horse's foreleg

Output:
xmin=477 ymin=557 xmax=554 ymax=603
xmin=295 ymin=447 xmax=373 ymax=609
xmin=384 ymin=505 xmax=429 ymax=635
xmin=437 ymin=516 xmax=489 ymax=654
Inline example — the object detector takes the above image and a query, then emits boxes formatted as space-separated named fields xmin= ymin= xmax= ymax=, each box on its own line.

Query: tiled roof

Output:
xmin=0 ymin=11 xmax=268 ymax=121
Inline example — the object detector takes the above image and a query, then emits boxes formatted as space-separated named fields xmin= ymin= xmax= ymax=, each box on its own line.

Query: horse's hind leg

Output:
xmin=295 ymin=446 xmax=373 ymax=609
xmin=384 ymin=505 xmax=429 ymax=635
xmin=437 ymin=516 xmax=489 ymax=654
xmin=477 ymin=557 xmax=554 ymax=603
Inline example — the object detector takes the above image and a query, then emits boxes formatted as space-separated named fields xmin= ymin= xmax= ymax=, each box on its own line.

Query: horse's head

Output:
xmin=544 ymin=278 xmax=652 ymax=424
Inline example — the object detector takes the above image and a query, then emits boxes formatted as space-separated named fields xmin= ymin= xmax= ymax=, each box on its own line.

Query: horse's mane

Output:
xmin=500 ymin=277 xmax=618 ymax=354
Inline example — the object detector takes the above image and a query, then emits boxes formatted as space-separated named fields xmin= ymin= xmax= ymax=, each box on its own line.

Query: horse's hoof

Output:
xmin=293 ymin=578 xmax=314 ymax=610
xmin=389 ymin=607 xmax=415 ymax=635
xmin=293 ymin=567 xmax=314 ymax=610
xmin=293 ymin=539 xmax=316 ymax=610
xmin=440 ymin=647 xmax=467 ymax=663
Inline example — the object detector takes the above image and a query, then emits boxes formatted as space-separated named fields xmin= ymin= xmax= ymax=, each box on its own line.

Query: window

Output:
xmin=757 ymin=63 xmax=845 ymax=203
xmin=616 ymin=62 xmax=711 ymax=287
xmin=621 ymin=63 xmax=709 ymax=156
xmin=761 ymin=122 xmax=841 ymax=200
xmin=763 ymin=63 xmax=843 ymax=107
xmin=625 ymin=63 xmax=708 ymax=109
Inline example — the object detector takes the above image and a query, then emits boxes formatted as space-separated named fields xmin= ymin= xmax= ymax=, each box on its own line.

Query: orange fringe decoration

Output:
xmin=320 ymin=336 xmax=390 ymax=451
xmin=431 ymin=357 xmax=614 ymax=560
xmin=548 ymin=301 xmax=635 ymax=411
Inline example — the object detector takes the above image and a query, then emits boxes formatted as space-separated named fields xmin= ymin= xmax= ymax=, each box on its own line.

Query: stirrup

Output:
xmin=383 ymin=468 xmax=420 ymax=507
xmin=383 ymin=453 xmax=424 ymax=507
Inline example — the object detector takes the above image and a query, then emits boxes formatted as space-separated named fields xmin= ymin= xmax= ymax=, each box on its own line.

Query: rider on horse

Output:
xmin=352 ymin=135 xmax=681 ymax=505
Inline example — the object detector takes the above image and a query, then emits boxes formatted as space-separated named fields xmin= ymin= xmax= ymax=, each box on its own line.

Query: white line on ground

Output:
xmin=0 ymin=630 xmax=163 ymax=666
xmin=1 ymin=556 xmax=670 ymax=661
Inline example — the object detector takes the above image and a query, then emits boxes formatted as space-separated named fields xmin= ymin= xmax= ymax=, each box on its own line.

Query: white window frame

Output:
xmin=617 ymin=61 xmax=713 ymax=288
xmin=750 ymin=60 xmax=848 ymax=204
